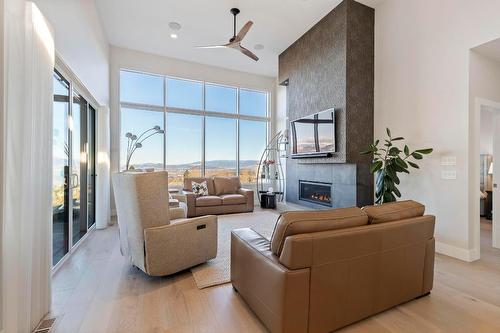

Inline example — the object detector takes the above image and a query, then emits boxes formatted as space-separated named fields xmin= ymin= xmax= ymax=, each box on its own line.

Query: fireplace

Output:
xmin=299 ymin=180 xmax=332 ymax=207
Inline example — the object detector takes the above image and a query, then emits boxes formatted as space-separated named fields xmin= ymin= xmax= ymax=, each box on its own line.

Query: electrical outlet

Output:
xmin=441 ymin=170 xmax=457 ymax=180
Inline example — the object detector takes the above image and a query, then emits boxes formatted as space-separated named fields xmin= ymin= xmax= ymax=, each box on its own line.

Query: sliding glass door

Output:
xmin=52 ymin=71 xmax=70 ymax=265
xmin=52 ymin=70 xmax=97 ymax=267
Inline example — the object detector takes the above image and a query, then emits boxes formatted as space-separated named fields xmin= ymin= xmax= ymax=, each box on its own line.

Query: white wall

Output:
xmin=109 ymin=46 xmax=277 ymax=211
xmin=480 ymin=108 xmax=493 ymax=155
xmin=374 ymin=0 xmax=500 ymax=261
xmin=0 ymin=0 xmax=4 ymax=329
xmin=471 ymin=52 xmax=500 ymax=157
xmin=34 ymin=0 xmax=109 ymax=105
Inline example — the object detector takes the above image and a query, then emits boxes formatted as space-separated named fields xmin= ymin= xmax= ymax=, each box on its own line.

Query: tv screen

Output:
xmin=291 ymin=109 xmax=335 ymax=156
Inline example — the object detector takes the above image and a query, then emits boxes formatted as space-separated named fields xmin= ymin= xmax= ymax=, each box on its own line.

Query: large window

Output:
xmin=120 ymin=107 xmax=164 ymax=170
xmin=120 ymin=69 xmax=269 ymax=188
xmin=205 ymin=117 xmax=237 ymax=177
xmin=239 ymin=120 xmax=268 ymax=186
xmin=166 ymin=113 xmax=203 ymax=185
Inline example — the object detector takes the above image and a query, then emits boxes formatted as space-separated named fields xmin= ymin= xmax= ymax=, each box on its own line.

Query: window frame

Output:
xmin=118 ymin=69 xmax=270 ymax=180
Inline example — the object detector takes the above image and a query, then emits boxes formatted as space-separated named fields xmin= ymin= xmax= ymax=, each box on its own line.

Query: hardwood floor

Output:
xmin=50 ymin=216 xmax=500 ymax=333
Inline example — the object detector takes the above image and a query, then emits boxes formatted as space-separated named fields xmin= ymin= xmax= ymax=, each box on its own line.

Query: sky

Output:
xmin=119 ymin=70 xmax=268 ymax=168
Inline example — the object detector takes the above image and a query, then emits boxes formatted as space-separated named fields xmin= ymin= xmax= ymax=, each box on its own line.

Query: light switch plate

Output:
xmin=441 ymin=156 xmax=457 ymax=166
xmin=441 ymin=170 xmax=457 ymax=180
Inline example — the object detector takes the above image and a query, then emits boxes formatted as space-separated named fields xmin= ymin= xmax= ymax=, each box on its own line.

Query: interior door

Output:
xmin=492 ymin=111 xmax=500 ymax=249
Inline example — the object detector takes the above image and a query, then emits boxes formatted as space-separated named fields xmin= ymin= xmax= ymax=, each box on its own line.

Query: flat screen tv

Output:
xmin=291 ymin=108 xmax=336 ymax=157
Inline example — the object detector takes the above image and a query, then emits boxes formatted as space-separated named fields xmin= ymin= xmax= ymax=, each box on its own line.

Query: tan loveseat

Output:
xmin=231 ymin=200 xmax=435 ymax=333
xmin=112 ymin=171 xmax=218 ymax=276
xmin=183 ymin=176 xmax=254 ymax=217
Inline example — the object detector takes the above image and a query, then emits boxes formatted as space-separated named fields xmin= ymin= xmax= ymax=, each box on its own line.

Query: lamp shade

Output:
xmin=489 ymin=162 xmax=494 ymax=175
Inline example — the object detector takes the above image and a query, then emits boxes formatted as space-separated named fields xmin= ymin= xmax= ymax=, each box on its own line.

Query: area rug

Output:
xmin=191 ymin=209 xmax=279 ymax=289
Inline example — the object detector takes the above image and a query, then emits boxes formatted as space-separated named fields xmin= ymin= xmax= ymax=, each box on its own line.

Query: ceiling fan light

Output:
xmin=170 ymin=33 xmax=178 ymax=39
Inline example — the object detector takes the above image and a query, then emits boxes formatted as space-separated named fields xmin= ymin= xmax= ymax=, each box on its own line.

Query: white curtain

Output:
xmin=2 ymin=1 xmax=54 ymax=332
xmin=96 ymin=106 xmax=111 ymax=229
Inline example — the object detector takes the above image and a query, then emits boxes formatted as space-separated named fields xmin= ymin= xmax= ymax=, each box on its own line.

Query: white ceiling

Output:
xmin=95 ymin=0 xmax=377 ymax=78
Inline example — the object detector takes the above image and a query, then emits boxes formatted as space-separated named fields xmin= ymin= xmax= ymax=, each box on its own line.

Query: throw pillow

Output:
xmin=191 ymin=181 xmax=209 ymax=196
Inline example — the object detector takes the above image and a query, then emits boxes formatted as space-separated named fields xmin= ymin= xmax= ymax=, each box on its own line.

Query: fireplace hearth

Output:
xmin=299 ymin=180 xmax=332 ymax=207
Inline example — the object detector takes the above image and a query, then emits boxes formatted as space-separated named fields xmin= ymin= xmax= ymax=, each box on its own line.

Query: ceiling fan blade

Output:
xmin=236 ymin=21 xmax=253 ymax=41
xmin=237 ymin=45 xmax=259 ymax=61
xmin=195 ymin=44 xmax=228 ymax=49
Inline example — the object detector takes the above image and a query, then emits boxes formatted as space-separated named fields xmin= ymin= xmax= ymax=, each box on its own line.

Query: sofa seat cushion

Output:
xmin=362 ymin=200 xmax=425 ymax=224
xmin=213 ymin=176 xmax=241 ymax=195
xmin=195 ymin=195 xmax=222 ymax=207
xmin=221 ymin=194 xmax=246 ymax=205
xmin=270 ymin=207 xmax=368 ymax=256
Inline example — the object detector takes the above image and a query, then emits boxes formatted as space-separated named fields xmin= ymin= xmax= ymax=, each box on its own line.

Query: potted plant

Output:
xmin=361 ymin=128 xmax=433 ymax=204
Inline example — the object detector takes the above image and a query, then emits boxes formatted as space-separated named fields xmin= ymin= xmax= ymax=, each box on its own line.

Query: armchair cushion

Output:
xmin=270 ymin=207 xmax=368 ymax=256
xmin=213 ymin=176 xmax=241 ymax=195
xmin=221 ymin=194 xmax=246 ymax=205
xmin=196 ymin=195 xmax=223 ymax=207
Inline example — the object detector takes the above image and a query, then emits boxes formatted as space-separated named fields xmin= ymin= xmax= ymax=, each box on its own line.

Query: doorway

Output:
xmin=473 ymin=99 xmax=500 ymax=260
xmin=52 ymin=69 xmax=97 ymax=268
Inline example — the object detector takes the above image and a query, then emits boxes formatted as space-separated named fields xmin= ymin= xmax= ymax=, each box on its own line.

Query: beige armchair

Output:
xmin=112 ymin=171 xmax=217 ymax=276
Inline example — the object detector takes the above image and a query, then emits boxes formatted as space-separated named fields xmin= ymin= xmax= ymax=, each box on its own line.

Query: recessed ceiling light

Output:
xmin=254 ymin=44 xmax=264 ymax=50
xmin=169 ymin=22 xmax=181 ymax=30
xmin=170 ymin=33 xmax=178 ymax=39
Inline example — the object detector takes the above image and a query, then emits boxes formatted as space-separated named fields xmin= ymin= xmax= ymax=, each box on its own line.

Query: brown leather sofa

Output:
xmin=231 ymin=200 xmax=435 ymax=333
xmin=183 ymin=176 xmax=254 ymax=217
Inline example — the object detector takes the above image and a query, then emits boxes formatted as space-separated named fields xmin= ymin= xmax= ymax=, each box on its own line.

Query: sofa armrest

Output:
xmin=231 ymin=228 xmax=309 ymax=333
xmin=143 ymin=215 xmax=217 ymax=276
xmin=183 ymin=191 xmax=197 ymax=217
xmin=237 ymin=188 xmax=254 ymax=211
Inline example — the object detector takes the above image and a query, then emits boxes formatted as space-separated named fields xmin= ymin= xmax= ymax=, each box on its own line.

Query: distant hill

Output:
xmin=134 ymin=160 xmax=258 ymax=170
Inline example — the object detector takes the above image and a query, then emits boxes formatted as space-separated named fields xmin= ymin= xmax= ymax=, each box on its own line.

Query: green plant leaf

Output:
xmin=391 ymin=137 xmax=404 ymax=141
xmin=395 ymin=158 xmax=408 ymax=169
xmin=412 ymin=152 xmax=423 ymax=160
xmin=360 ymin=150 xmax=372 ymax=155
xmin=374 ymin=139 xmax=380 ymax=146
xmin=404 ymin=145 xmax=409 ymax=156
xmin=415 ymin=148 xmax=433 ymax=154
xmin=408 ymin=161 xmax=419 ymax=169
xmin=386 ymin=128 xmax=391 ymax=137
xmin=388 ymin=147 xmax=400 ymax=156
xmin=393 ymin=187 xmax=402 ymax=198
xmin=370 ymin=161 xmax=383 ymax=174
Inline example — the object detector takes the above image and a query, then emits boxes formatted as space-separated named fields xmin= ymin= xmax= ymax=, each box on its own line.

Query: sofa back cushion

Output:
xmin=184 ymin=177 xmax=215 ymax=195
xmin=362 ymin=200 xmax=425 ymax=224
xmin=213 ymin=176 xmax=241 ymax=195
xmin=270 ymin=207 xmax=368 ymax=256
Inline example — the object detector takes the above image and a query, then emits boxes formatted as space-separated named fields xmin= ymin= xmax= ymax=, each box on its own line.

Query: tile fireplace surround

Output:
xmin=287 ymin=162 xmax=356 ymax=209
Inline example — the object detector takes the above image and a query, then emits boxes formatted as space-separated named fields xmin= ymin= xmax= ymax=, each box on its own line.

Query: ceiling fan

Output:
xmin=196 ymin=8 xmax=259 ymax=61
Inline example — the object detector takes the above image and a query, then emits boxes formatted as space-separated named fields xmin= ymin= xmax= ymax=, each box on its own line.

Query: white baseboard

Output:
xmin=436 ymin=241 xmax=480 ymax=262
